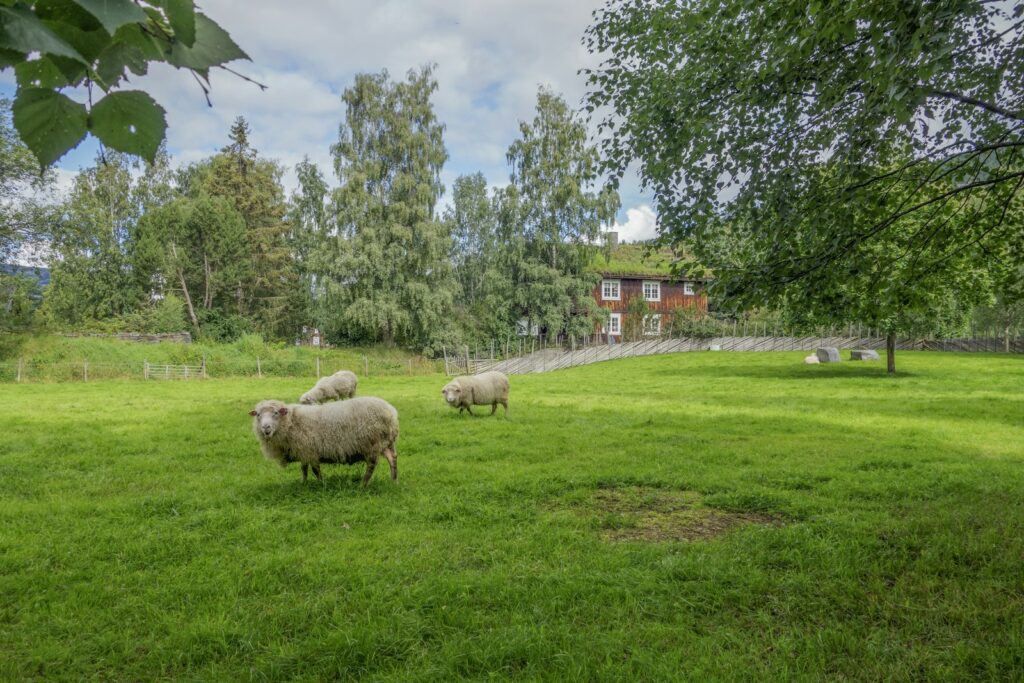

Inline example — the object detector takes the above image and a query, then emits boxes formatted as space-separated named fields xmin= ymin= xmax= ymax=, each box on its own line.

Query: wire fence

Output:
xmin=0 ymin=354 xmax=443 ymax=384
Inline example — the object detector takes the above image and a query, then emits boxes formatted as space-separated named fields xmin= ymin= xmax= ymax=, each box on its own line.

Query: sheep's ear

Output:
xmin=248 ymin=410 xmax=257 ymax=416
xmin=278 ymin=407 xmax=288 ymax=415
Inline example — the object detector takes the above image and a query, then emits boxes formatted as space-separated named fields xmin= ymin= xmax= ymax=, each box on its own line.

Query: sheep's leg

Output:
xmin=465 ymin=405 xmax=474 ymax=416
xmin=361 ymin=457 xmax=378 ymax=487
xmin=301 ymin=463 xmax=309 ymax=482
xmin=490 ymin=402 xmax=497 ymax=415
xmin=383 ymin=447 xmax=398 ymax=482
xmin=501 ymin=399 xmax=509 ymax=415
xmin=312 ymin=464 xmax=322 ymax=481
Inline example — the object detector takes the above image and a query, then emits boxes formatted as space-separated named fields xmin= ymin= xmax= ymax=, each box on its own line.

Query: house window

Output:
xmin=643 ymin=314 xmax=661 ymax=336
xmin=643 ymin=281 xmax=661 ymax=302
xmin=601 ymin=279 xmax=620 ymax=301
xmin=683 ymin=282 xmax=695 ymax=295
xmin=605 ymin=313 xmax=621 ymax=336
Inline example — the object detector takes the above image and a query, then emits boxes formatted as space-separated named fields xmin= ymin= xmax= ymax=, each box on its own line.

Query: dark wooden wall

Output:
xmin=592 ymin=278 xmax=707 ymax=315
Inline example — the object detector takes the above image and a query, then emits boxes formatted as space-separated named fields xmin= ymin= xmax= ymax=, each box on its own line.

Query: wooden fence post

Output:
xmin=83 ymin=360 xmax=88 ymax=382
xmin=202 ymin=356 xmax=207 ymax=379
xmin=144 ymin=360 xmax=149 ymax=380
xmin=16 ymin=357 xmax=23 ymax=383
xmin=363 ymin=355 xmax=369 ymax=377
xmin=442 ymin=346 xmax=449 ymax=375
xmin=316 ymin=356 xmax=321 ymax=378
xmin=257 ymin=357 xmax=262 ymax=378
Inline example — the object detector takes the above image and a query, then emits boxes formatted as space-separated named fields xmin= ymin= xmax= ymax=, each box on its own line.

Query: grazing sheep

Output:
xmin=441 ymin=371 xmax=510 ymax=416
xmin=249 ymin=396 xmax=399 ymax=486
xmin=804 ymin=355 xmax=820 ymax=364
xmin=300 ymin=370 xmax=357 ymax=404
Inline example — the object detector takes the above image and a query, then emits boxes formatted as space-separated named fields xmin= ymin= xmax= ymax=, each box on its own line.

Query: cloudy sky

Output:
xmin=0 ymin=0 xmax=659 ymax=242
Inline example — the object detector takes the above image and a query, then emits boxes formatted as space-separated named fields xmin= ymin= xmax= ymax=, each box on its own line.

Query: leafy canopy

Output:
xmin=584 ymin=0 xmax=1024 ymax=305
xmin=0 ymin=0 xmax=250 ymax=167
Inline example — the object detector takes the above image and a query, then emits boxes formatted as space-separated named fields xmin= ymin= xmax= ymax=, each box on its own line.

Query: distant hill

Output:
xmin=1 ymin=264 xmax=50 ymax=288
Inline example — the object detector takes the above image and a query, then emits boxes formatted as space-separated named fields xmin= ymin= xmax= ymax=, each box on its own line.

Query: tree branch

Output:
xmin=926 ymin=89 xmax=1024 ymax=122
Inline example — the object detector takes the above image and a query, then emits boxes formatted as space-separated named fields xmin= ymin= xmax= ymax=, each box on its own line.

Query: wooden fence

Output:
xmin=449 ymin=334 xmax=1024 ymax=376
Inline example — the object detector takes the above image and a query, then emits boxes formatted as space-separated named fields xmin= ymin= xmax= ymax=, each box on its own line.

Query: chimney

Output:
xmin=604 ymin=231 xmax=619 ymax=250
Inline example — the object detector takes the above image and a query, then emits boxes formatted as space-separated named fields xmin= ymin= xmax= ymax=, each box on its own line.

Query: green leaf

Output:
xmin=42 ymin=19 xmax=110 ymax=62
xmin=95 ymin=40 xmax=147 ymax=86
xmin=70 ymin=0 xmax=147 ymax=34
xmin=14 ymin=55 xmax=71 ymax=88
xmin=0 ymin=6 xmax=87 ymax=63
xmin=47 ymin=54 xmax=88 ymax=85
xmin=158 ymin=0 xmax=195 ymax=47
xmin=166 ymin=13 xmax=247 ymax=70
xmin=0 ymin=46 xmax=24 ymax=67
xmin=113 ymin=22 xmax=164 ymax=61
xmin=12 ymin=87 xmax=88 ymax=167
xmin=88 ymin=90 xmax=166 ymax=162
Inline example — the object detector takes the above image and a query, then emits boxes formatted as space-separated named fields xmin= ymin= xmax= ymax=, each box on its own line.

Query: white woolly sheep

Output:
xmin=249 ymin=396 xmax=399 ymax=485
xmin=441 ymin=371 xmax=510 ymax=416
xmin=804 ymin=354 xmax=820 ymax=364
xmin=300 ymin=370 xmax=357 ymax=405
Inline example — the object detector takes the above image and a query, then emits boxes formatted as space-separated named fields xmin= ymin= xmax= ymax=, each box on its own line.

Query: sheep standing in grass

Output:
xmin=441 ymin=371 xmax=510 ymax=416
xmin=249 ymin=397 xmax=399 ymax=486
xmin=300 ymin=370 xmax=357 ymax=405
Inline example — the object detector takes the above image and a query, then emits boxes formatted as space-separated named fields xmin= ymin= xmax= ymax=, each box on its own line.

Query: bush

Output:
xmin=196 ymin=309 xmax=253 ymax=343
xmin=118 ymin=295 xmax=188 ymax=334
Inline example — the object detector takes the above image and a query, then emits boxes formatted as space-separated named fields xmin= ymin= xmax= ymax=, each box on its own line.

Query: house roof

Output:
xmin=589 ymin=243 xmax=705 ymax=280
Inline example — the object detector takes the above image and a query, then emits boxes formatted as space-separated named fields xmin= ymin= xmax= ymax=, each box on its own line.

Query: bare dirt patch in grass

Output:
xmin=581 ymin=486 xmax=782 ymax=542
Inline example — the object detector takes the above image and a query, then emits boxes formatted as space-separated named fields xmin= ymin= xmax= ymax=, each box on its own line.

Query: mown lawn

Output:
xmin=2 ymin=352 xmax=1023 ymax=681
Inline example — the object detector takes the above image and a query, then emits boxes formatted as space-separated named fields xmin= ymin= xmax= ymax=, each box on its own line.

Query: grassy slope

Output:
xmin=0 ymin=335 xmax=440 ymax=381
xmin=1 ymin=352 xmax=1022 ymax=681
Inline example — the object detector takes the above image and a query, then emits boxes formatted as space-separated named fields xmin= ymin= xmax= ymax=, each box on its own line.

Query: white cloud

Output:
xmin=607 ymin=205 xmax=659 ymax=243
xmin=3 ymin=0 xmax=653 ymax=218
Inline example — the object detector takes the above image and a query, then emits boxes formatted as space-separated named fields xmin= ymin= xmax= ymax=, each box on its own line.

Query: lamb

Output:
xmin=299 ymin=370 xmax=357 ymax=404
xmin=441 ymin=371 xmax=510 ymax=416
xmin=249 ymin=396 xmax=399 ymax=486
xmin=804 ymin=354 xmax=820 ymax=364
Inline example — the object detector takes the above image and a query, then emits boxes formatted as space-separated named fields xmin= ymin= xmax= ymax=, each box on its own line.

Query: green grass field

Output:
xmin=2 ymin=352 xmax=1023 ymax=681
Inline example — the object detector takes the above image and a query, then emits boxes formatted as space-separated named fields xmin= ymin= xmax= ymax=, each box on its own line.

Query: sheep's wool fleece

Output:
xmin=301 ymin=370 xmax=357 ymax=404
xmin=252 ymin=397 xmax=398 ymax=467
xmin=444 ymin=371 xmax=510 ymax=407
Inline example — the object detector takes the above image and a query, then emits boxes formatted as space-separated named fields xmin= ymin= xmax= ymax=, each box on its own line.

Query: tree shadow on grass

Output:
xmin=667 ymin=362 xmax=916 ymax=381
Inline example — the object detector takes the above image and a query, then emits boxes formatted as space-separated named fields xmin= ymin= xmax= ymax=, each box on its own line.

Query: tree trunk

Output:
xmin=203 ymin=254 xmax=212 ymax=309
xmin=170 ymin=242 xmax=199 ymax=329
xmin=886 ymin=331 xmax=896 ymax=375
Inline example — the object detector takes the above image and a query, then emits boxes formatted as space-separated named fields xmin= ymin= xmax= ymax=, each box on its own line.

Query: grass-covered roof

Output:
xmin=589 ymin=242 xmax=678 ymax=277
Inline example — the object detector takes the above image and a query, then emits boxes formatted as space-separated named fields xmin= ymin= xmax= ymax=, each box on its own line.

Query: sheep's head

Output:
xmin=249 ymin=400 xmax=289 ymax=438
xmin=441 ymin=381 xmax=463 ymax=406
xmin=299 ymin=392 xmax=314 ymax=405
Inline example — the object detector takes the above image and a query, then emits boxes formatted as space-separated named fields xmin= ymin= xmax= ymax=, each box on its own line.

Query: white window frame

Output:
xmin=683 ymin=282 xmax=695 ymax=295
xmin=601 ymin=279 xmax=621 ymax=301
xmin=643 ymin=280 xmax=661 ymax=302
xmin=643 ymin=313 xmax=662 ymax=336
xmin=604 ymin=313 xmax=621 ymax=336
